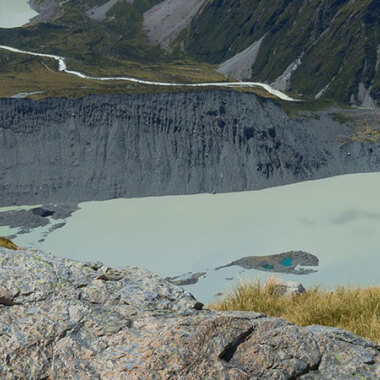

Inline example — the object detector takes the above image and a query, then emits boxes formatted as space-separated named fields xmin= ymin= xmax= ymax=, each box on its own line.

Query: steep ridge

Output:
xmin=174 ymin=0 xmax=380 ymax=107
xmin=0 ymin=90 xmax=379 ymax=206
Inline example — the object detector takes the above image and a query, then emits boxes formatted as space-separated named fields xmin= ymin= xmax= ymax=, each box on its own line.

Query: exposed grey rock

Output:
xmin=218 ymin=37 xmax=265 ymax=80
xmin=0 ymin=204 xmax=79 ymax=235
xmin=357 ymin=83 xmax=378 ymax=110
xmin=1 ymin=91 xmax=380 ymax=207
xmin=143 ymin=0 xmax=208 ymax=50
xmin=166 ymin=271 xmax=206 ymax=286
xmin=86 ymin=0 xmax=135 ymax=22
xmin=0 ymin=246 xmax=378 ymax=379
xmin=28 ymin=0 xmax=59 ymax=23
xmin=216 ymin=251 xmax=319 ymax=275
xmin=265 ymin=277 xmax=306 ymax=296
xmin=271 ymin=57 xmax=302 ymax=92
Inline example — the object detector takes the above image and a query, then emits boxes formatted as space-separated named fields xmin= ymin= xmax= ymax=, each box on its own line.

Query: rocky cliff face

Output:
xmin=1 ymin=90 xmax=380 ymax=206
xmin=0 ymin=246 xmax=379 ymax=379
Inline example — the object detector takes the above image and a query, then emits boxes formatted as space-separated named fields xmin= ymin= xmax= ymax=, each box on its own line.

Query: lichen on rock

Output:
xmin=0 ymin=246 xmax=378 ymax=379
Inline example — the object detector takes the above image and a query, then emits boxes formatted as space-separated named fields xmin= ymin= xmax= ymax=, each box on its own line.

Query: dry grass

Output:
xmin=67 ymin=58 xmax=228 ymax=84
xmin=0 ymin=60 xmax=190 ymax=99
xmin=349 ymin=124 xmax=380 ymax=143
xmin=0 ymin=237 xmax=19 ymax=250
xmin=209 ymin=279 xmax=380 ymax=344
xmin=0 ymin=50 xmax=229 ymax=99
xmin=0 ymin=50 xmax=278 ymax=100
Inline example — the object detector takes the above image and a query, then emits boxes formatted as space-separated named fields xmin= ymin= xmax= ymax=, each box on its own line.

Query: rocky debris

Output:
xmin=218 ymin=37 xmax=265 ymax=80
xmin=86 ymin=0 xmax=135 ymax=22
xmin=216 ymin=250 xmax=319 ymax=275
xmin=1 ymin=92 xmax=380 ymax=207
xmin=143 ymin=0 xmax=208 ymax=50
xmin=29 ymin=0 xmax=59 ymax=23
xmin=0 ymin=204 xmax=79 ymax=236
xmin=265 ymin=277 xmax=306 ymax=296
xmin=166 ymin=271 xmax=206 ymax=286
xmin=0 ymin=247 xmax=378 ymax=379
xmin=31 ymin=207 xmax=55 ymax=218
xmin=271 ymin=57 xmax=303 ymax=92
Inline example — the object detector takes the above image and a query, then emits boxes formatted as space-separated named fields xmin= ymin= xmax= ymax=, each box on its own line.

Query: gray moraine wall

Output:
xmin=0 ymin=90 xmax=380 ymax=206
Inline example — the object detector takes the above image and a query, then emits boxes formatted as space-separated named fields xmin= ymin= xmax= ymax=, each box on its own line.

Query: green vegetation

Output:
xmin=180 ymin=0 xmax=379 ymax=105
xmin=0 ymin=49 xmax=283 ymax=99
xmin=210 ymin=279 xmax=380 ymax=344
xmin=341 ymin=123 xmax=380 ymax=143
xmin=0 ymin=0 xmax=377 ymax=105
xmin=0 ymin=0 xmax=163 ymax=67
xmin=0 ymin=49 xmax=228 ymax=98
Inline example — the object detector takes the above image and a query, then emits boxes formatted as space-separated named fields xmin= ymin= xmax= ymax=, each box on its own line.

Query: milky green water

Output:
xmin=0 ymin=0 xmax=38 ymax=28
xmin=2 ymin=172 xmax=380 ymax=303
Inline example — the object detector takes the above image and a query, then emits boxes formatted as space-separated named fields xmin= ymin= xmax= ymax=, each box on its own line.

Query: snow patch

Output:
xmin=217 ymin=37 xmax=265 ymax=80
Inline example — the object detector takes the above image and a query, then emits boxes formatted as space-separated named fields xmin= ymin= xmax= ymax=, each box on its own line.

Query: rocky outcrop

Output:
xmin=0 ymin=246 xmax=379 ymax=379
xmin=29 ymin=0 xmax=59 ymax=23
xmin=0 ymin=204 xmax=78 ymax=237
xmin=264 ymin=278 xmax=306 ymax=296
xmin=1 ymin=90 xmax=380 ymax=206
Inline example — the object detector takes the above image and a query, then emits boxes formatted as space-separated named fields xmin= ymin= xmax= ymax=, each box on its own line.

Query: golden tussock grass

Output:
xmin=209 ymin=279 xmax=380 ymax=344
xmin=0 ymin=237 xmax=19 ymax=250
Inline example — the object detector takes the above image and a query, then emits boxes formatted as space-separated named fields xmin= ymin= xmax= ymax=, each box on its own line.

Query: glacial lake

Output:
xmin=0 ymin=0 xmax=38 ymax=29
xmin=1 ymin=172 xmax=380 ymax=303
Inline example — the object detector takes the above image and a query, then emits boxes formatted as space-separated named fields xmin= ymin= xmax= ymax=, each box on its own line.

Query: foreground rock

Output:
xmin=0 ymin=248 xmax=379 ymax=379
xmin=264 ymin=277 xmax=306 ymax=296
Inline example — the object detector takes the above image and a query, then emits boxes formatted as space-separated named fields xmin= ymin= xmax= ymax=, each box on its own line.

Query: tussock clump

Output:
xmin=0 ymin=237 xmax=19 ymax=250
xmin=210 ymin=279 xmax=380 ymax=344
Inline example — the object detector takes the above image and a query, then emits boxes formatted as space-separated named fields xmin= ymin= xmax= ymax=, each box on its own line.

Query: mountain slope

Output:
xmin=177 ymin=0 xmax=379 ymax=106
xmin=0 ymin=0 xmax=378 ymax=107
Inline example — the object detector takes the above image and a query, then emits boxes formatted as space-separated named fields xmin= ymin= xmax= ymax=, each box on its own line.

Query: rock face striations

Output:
xmin=1 ymin=90 xmax=380 ymax=206
xmin=0 ymin=246 xmax=379 ymax=379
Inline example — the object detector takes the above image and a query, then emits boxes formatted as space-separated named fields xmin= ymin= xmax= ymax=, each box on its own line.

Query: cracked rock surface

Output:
xmin=0 ymin=247 xmax=379 ymax=379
